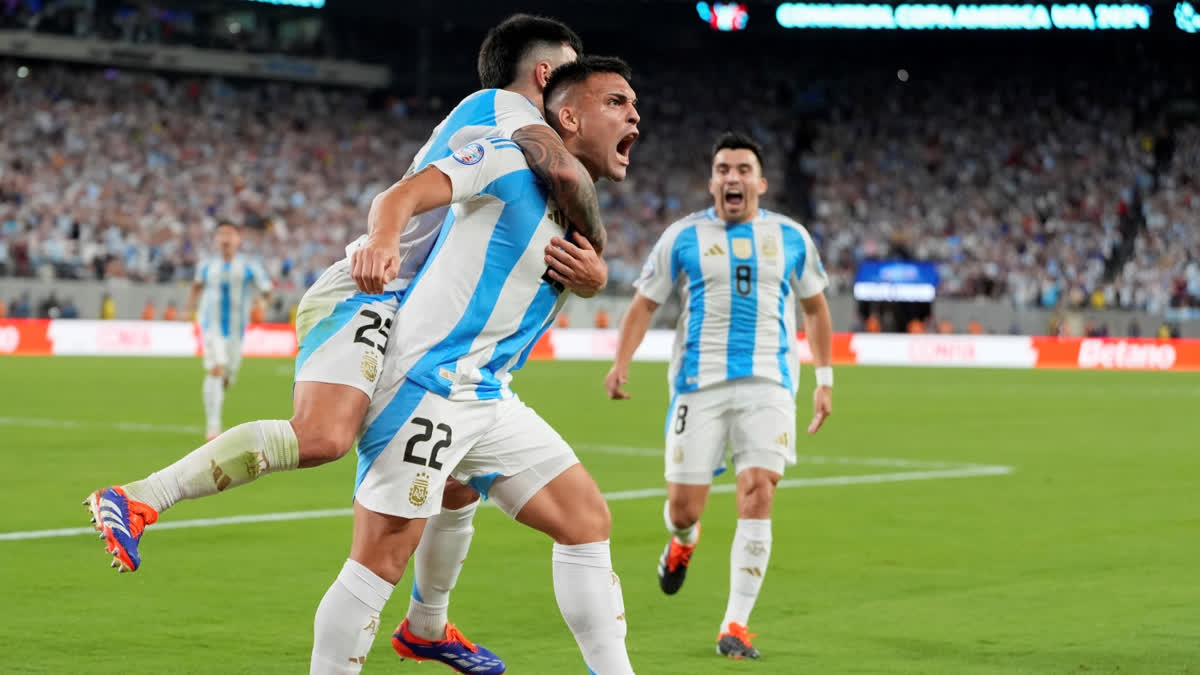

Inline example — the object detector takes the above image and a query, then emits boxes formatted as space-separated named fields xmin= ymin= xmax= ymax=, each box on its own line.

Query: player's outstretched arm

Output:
xmin=605 ymin=292 xmax=659 ymax=399
xmin=512 ymin=124 xmax=606 ymax=253
xmin=799 ymin=292 xmax=834 ymax=434
xmin=356 ymin=166 xmax=453 ymax=293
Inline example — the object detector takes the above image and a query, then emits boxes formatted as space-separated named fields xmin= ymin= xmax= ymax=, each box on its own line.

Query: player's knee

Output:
xmin=561 ymin=495 xmax=611 ymax=545
xmin=208 ymin=365 xmax=225 ymax=378
xmin=293 ymin=420 xmax=354 ymax=467
xmin=441 ymin=478 xmax=480 ymax=510
xmin=668 ymin=498 xmax=704 ymax=529
xmin=738 ymin=470 xmax=779 ymax=514
xmin=352 ymin=535 xmax=419 ymax=585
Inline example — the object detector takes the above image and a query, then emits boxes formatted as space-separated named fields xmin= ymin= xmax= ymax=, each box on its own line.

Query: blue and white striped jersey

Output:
xmin=635 ymin=207 xmax=828 ymax=396
xmin=383 ymin=136 xmax=569 ymax=401
xmin=346 ymin=89 xmax=547 ymax=291
xmin=194 ymin=255 xmax=272 ymax=339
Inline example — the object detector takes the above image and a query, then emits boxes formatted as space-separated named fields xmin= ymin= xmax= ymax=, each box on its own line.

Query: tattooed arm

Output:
xmin=512 ymin=124 xmax=606 ymax=254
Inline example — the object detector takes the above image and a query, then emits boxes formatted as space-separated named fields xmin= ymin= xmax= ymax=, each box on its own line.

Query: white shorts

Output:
xmin=665 ymin=378 xmax=797 ymax=485
xmin=293 ymin=259 xmax=405 ymax=398
xmin=354 ymin=380 xmax=578 ymax=519
xmin=202 ymin=332 xmax=242 ymax=381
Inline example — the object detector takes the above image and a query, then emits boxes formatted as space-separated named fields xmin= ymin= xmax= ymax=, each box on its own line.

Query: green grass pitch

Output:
xmin=0 ymin=356 xmax=1197 ymax=674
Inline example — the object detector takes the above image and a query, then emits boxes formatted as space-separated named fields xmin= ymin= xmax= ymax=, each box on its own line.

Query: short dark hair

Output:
xmin=215 ymin=221 xmax=239 ymax=232
xmin=543 ymin=55 xmax=633 ymax=114
xmin=711 ymin=131 xmax=765 ymax=170
xmin=477 ymin=14 xmax=583 ymax=90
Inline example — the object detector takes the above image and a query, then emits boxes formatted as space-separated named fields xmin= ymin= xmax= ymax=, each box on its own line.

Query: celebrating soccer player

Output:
xmin=85 ymin=14 xmax=608 ymax=674
xmin=311 ymin=56 xmax=640 ymax=675
xmin=604 ymin=131 xmax=835 ymax=660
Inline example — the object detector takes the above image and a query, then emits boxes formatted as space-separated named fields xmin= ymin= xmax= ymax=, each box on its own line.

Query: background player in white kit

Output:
xmin=310 ymin=57 xmax=640 ymax=675
xmin=184 ymin=221 xmax=272 ymax=441
xmin=85 ymin=15 xmax=606 ymax=673
xmin=604 ymin=132 xmax=835 ymax=660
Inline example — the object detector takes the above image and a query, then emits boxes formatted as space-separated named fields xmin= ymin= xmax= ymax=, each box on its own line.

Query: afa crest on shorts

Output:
xmin=453 ymin=142 xmax=486 ymax=165
xmin=409 ymin=471 xmax=431 ymax=507
xmin=361 ymin=350 xmax=378 ymax=383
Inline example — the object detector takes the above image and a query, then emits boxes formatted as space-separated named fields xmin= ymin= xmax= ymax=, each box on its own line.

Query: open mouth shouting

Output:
xmin=616 ymin=131 xmax=638 ymax=166
xmin=723 ymin=185 xmax=745 ymax=209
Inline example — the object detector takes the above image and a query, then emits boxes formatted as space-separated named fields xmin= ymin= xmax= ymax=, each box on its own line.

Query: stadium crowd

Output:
xmin=0 ymin=61 xmax=1197 ymax=316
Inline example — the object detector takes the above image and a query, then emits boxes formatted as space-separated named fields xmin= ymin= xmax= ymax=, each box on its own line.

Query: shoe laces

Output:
xmin=723 ymin=622 xmax=757 ymax=646
xmin=666 ymin=538 xmax=696 ymax=571
xmin=442 ymin=622 xmax=478 ymax=652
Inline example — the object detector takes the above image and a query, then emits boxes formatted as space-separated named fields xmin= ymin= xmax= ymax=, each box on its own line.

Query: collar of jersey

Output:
xmin=707 ymin=207 xmax=756 ymax=227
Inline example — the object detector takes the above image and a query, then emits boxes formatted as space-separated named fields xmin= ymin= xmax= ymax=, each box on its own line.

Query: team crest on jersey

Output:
xmin=761 ymin=236 xmax=779 ymax=259
xmin=453 ymin=142 xmax=486 ymax=165
xmin=638 ymin=257 xmax=656 ymax=283
xmin=361 ymin=350 xmax=378 ymax=383
xmin=409 ymin=471 xmax=431 ymax=507
xmin=731 ymin=238 xmax=754 ymax=260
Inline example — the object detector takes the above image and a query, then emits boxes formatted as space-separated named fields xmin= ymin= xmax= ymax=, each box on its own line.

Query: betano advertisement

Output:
xmin=0 ymin=319 xmax=1196 ymax=372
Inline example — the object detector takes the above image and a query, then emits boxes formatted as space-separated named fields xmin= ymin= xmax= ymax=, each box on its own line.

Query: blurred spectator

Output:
xmin=60 ymin=298 xmax=78 ymax=318
xmin=37 ymin=292 xmax=61 ymax=318
xmin=141 ymin=298 xmax=157 ymax=321
xmin=594 ymin=309 xmax=610 ymax=329
xmin=555 ymin=313 xmax=570 ymax=329
xmin=1127 ymin=318 xmax=1141 ymax=337
xmin=967 ymin=319 xmax=984 ymax=335
xmin=163 ymin=301 xmax=178 ymax=321
xmin=864 ymin=314 xmax=881 ymax=333
xmin=100 ymin=293 xmax=115 ymax=319
xmin=9 ymin=292 xmax=32 ymax=318
xmin=0 ymin=299 xmax=6 ymax=319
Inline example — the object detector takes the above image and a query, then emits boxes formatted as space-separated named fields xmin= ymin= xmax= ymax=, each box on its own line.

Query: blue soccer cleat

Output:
xmin=84 ymin=486 xmax=158 ymax=572
xmin=392 ymin=618 xmax=506 ymax=674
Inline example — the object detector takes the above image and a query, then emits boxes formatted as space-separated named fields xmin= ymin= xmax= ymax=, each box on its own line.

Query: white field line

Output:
xmin=0 ymin=464 xmax=1012 ymax=542
xmin=0 ymin=416 xmax=204 ymax=435
xmin=577 ymin=444 xmax=985 ymax=470
xmin=0 ymin=418 xmax=993 ymax=471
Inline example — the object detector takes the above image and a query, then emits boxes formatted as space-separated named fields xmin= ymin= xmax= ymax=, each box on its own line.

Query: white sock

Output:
xmin=122 ymin=420 xmax=300 ymax=513
xmin=721 ymin=519 xmax=772 ymax=632
xmin=406 ymin=501 xmax=477 ymax=640
xmin=552 ymin=540 xmax=635 ymax=675
xmin=663 ymin=500 xmax=699 ymax=545
xmin=203 ymin=374 xmax=225 ymax=435
xmin=311 ymin=559 xmax=394 ymax=675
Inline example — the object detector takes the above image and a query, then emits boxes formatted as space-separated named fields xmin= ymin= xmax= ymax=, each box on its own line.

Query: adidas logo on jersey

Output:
xmin=775 ymin=432 xmax=789 ymax=447
xmin=703 ymin=244 xmax=725 ymax=257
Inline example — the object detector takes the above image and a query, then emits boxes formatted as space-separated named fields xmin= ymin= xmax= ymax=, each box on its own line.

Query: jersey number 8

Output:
xmin=735 ymin=264 xmax=753 ymax=296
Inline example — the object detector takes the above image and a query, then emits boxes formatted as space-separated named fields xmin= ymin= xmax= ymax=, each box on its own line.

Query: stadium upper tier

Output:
xmin=0 ymin=62 xmax=1196 ymax=312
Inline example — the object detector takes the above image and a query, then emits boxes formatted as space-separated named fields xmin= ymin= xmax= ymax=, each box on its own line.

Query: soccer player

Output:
xmin=85 ymin=14 xmax=605 ymax=674
xmin=603 ymin=132 xmax=835 ymax=660
xmin=310 ymin=56 xmax=640 ymax=675
xmin=184 ymin=221 xmax=272 ymax=441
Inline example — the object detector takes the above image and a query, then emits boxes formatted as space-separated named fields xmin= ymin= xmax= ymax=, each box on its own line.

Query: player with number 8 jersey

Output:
xmin=604 ymin=131 xmax=835 ymax=661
